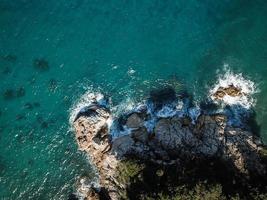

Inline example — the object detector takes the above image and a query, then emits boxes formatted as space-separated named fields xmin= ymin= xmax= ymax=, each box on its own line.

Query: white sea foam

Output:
xmin=156 ymin=105 xmax=177 ymax=118
xmin=127 ymin=68 xmax=136 ymax=75
xmin=75 ymin=176 xmax=100 ymax=200
xmin=188 ymin=106 xmax=201 ymax=124
xmin=209 ymin=65 xmax=258 ymax=109
xmin=110 ymin=125 xmax=133 ymax=139
xmin=69 ymin=90 xmax=107 ymax=126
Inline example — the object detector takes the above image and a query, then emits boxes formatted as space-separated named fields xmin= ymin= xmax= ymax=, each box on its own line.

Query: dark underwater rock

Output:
xmin=24 ymin=103 xmax=33 ymax=110
xmin=16 ymin=114 xmax=26 ymax=120
xmin=33 ymin=58 xmax=49 ymax=71
xmin=41 ymin=121 xmax=48 ymax=128
xmin=16 ymin=87 xmax=25 ymax=97
xmin=3 ymin=87 xmax=25 ymax=100
xmin=33 ymin=102 xmax=40 ymax=107
xmin=1 ymin=54 xmax=17 ymax=62
xmin=149 ymin=87 xmax=176 ymax=108
xmin=3 ymin=89 xmax=15 ymax=100
xmin=2 ymin=67 xmax=11 ymax=74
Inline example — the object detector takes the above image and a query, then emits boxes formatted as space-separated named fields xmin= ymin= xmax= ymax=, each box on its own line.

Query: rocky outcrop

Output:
xmin=213 ymin=84 xmax=244 ymax=100
xmin=73 ymin=105 xmax=119 ymax=200
xmin=73 ymin=97 xmax=266 ymax=200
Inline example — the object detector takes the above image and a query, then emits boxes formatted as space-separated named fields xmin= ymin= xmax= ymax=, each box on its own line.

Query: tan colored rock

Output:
xmin=213 ymin=85 xmax=244 ymax=100
xmin=73 ymin=107 xmax=120 ymax=200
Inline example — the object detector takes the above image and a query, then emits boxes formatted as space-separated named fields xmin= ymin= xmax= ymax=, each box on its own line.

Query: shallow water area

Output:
xmin=1 ymin=0 xmax=267 ymax=199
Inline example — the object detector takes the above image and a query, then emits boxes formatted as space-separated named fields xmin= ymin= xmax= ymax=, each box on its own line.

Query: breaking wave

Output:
xmin=69 ymin=90 xmax=108 ymax=126
xmin=209 ymin=65 xmax=258 ymax=109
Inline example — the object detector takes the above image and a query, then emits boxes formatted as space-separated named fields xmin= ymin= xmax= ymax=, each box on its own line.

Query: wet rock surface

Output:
xmin=73 ymin=95 xmax=267 ymax=200
xmin=213 ymin=84 xmax=244 ymax=100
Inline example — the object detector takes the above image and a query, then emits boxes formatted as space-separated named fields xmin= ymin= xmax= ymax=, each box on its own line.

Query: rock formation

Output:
xmin=72 ymin=92 xmax=267 ymax=200
xmin=212 ymin=84 xmax=244 ymax=100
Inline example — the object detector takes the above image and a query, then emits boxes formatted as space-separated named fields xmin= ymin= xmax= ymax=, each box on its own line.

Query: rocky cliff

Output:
xmin=72 ymin=87 xmax=267 ymax=200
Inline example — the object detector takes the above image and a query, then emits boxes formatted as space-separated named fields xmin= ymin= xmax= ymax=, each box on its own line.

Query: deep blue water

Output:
xmin=1 ymin=0 xmax=267 ymax=199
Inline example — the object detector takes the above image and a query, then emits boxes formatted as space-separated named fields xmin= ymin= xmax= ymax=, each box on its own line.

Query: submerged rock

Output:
xmin=16 ymin=87 xmax=25 ymax=97
xmin=1 ymin=54 xmax=17 ymax=62
xmin=2 ymin=67 xmax=11 ymax=74
xmin=33 ymin=58 xmax=49 ymax=71
xmin=3 ymin=89 xmax=16 ymax=100
xmin=73 ymin=94 xmax=267 ymax=200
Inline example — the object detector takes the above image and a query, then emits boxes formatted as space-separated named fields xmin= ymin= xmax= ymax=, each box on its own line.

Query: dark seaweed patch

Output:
xmin=36 ymin=115 xmax=49 ymax=128
xmin=3 ymin=87 xmax=26 ymax=100
xmin=36 ymin=115 xmax=44 ymax=123
xmin=28 ymin=159 xmax=34 ymax=166
xmin=24 ymin=102 xmax=40 ymax=110
xmin=24 ymin=103 xmax=33 ymax=110
xmin=16 ymin=87 xmax=25 ymax=97
xmin=16 ymin=114 xmax=26 ymax=121
xmin=33 ymin=58 xmax=49 ymax=71
xmin=41 ymin=121 xmax=48 ymax=128
xmin=3 ymin=89 xmax=16 ymax=100
xmin=1 ymin=54 xmax=17 ymax=62
xmin=0 ymin=156 xmax=6 ymax=175
xmin=33 ymin=102 xmax=40 ymax=107
xmin=2 ymin=67 xmax=11 ymax=74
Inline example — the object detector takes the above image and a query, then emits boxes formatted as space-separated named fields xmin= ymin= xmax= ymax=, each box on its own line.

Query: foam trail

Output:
xmin=69 ymin=90 xmax=107 ymax=126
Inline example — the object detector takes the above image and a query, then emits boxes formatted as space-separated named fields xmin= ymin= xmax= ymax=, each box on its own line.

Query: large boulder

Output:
xmin=125 ymin=113 xmax=144 ymax=129
xmin=213 ymin=85 xmax=244 ymax=100
xmin=154 ymin=118 xmax=184 ymax=151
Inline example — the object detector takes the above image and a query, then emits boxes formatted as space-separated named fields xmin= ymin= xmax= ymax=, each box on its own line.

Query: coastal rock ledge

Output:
xmin=72 ymin=92 xmax=267 ymax=200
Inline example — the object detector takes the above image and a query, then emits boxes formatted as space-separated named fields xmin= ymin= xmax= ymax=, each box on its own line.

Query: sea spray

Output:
xmin=70 ymin=66 xmax=258 ymax=140
xmin=209 ymin=65 xmax=258 ymax=109
xmin=69 ymin=90 xmax=108 ymax=126
xmin=208 ymin=65 xmax=259 ymax=127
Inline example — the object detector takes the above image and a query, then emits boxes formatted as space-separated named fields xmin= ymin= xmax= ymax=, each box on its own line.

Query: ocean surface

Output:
xmin=1 ymin=0 xmax=267 ymax=199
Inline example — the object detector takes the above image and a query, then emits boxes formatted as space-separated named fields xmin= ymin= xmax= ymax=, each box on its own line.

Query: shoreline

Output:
xmin=71 ymin=84 xmax=267 ymax=200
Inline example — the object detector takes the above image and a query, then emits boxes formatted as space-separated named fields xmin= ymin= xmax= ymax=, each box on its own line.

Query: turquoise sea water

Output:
xmin=1 ymin=0 xmax=267 ymax=199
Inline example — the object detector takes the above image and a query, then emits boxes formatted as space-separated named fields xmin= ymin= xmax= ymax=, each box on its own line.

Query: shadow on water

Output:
xmin=247 ymin=110 xmax=261 ymax=137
